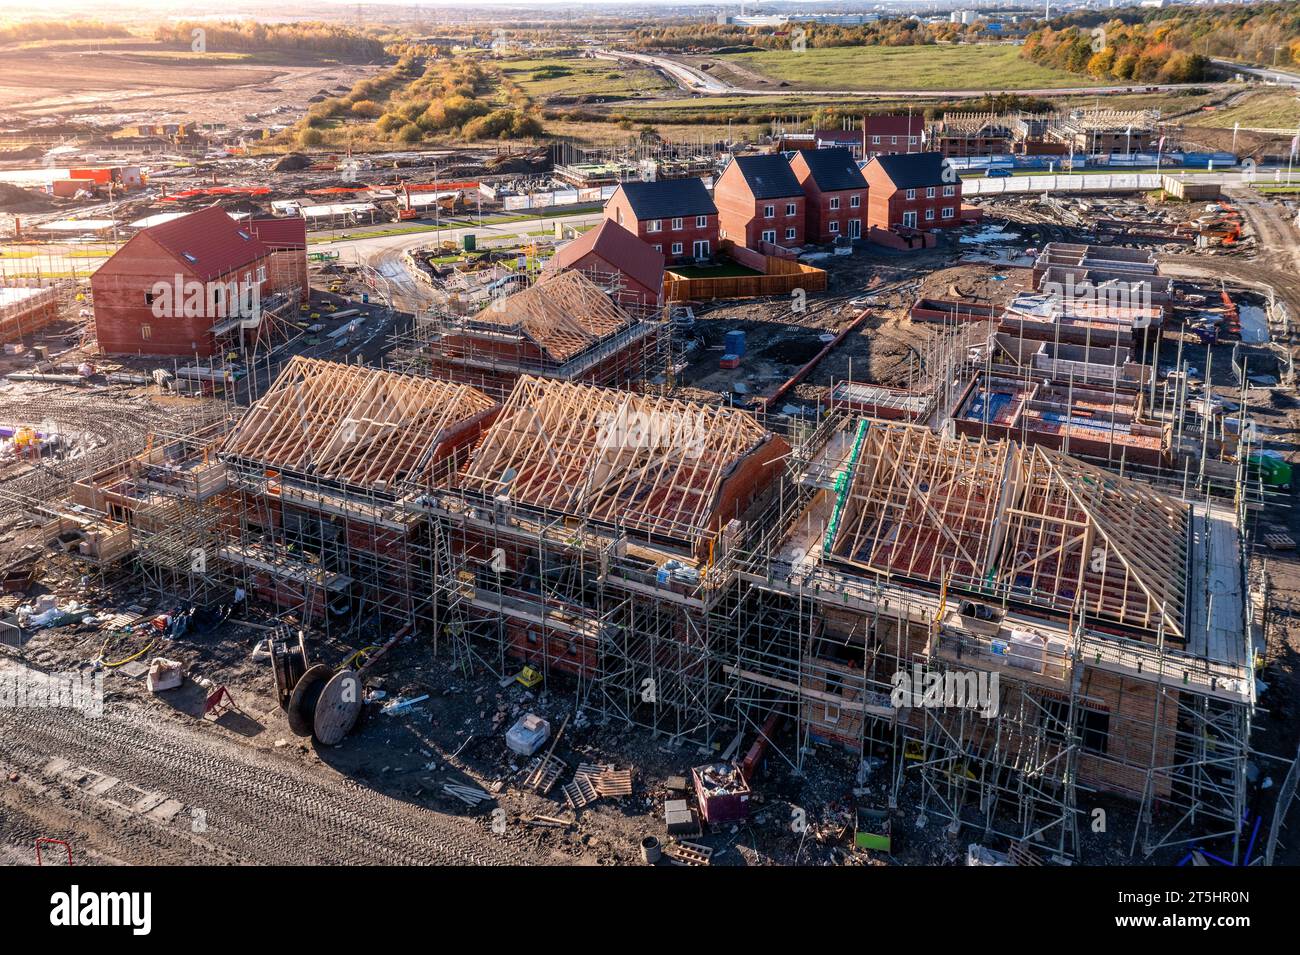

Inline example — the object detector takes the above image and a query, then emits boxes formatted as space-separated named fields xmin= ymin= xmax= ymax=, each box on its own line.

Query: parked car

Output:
xmin=985 ymin=168 xmax=1013 ymax=178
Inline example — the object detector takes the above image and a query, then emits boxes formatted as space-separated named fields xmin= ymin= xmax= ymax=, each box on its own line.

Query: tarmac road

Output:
xmin=312 ymin=210 xmax=606 ymax=316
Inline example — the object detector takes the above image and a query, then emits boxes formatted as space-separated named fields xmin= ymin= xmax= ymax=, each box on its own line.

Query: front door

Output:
xmin=902 ymin=210 xmax=918 ymax=229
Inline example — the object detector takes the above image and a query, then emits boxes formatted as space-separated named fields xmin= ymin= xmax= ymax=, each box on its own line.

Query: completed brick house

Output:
xmin=861 ymin=152 xmax=961 ymax=233
xmin=788 ymin=147 xmax=868 ymax=244
xmin=714 ymin=154 xmax=805 ymax=252
xmin=862 ymin=115 xmax=924 ymax=160
xmin=604 ymin=179 xmax=718 ymax=265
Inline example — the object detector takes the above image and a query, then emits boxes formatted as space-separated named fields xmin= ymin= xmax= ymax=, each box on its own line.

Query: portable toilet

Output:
xmin=724 ymin=329 xmax=746 ymax=358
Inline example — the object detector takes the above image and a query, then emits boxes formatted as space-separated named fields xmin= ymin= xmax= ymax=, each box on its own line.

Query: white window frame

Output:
xmin=849 ymin=194 xmax=861 ymax=208
xmin=784 ymin=227 xmax=796 ymax=240
xmin=761 ymin=229 xmax=776 ymax=244
xmin=647 ymin=219 xmax=661 ymax=233
xmin=905 ymin=188 xmax=916 ymax=200
xmin=653 ymin=244 xmax=662 ymax=253
xmin=925 ymin=186 xmax=935 ymax=198
xmin=829 ymin=221 xmax=840 ymax=233
xmin=943 ymin=184 xmax=956 ymax=197
xmin=671 ymin=242 xmax=683 ymax=255
xmin=871 ymin=135 xmax=880 ymax=144
xmin=696 ymin=215 xmax=708 ymax=228
xmin=256 ymin=265 xmax=267 ymax=283
xmin=692 ymin=239 xmax=710 ymax=258
xmin=829 ymin=196 xmax=840 ymax=210
xmin=671 ymin=217 xmax=683 ymax=230
xmin=763 ymin=204 xmax=775 ymax=219
xmin=941 ymin=206 xmax=955 ymax=219
xmin=925 ymin=208 xmax=935 ymax=221
xmin=785 ymin=202 xmax=796 ymax=216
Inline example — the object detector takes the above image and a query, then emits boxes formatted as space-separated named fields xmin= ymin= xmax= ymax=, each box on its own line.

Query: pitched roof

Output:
xmin=862 ymin=114 xmax=924 ymax=137
xmin=221 ymin=356 xmax=495 ymax=491
xmin=729 ymin=153 xmax=803 ymax=199
xmin=551 ymin=220 xmax=664 ymax=294
xmin=614 ymin=178 xmax=716 ymax=221
xmin=470 ymin=270 xmax=636 ymax=364
xmin=248 ymin=215 xmax=307 ymax=251
xmin=794 ymin=147 xmax=867 ymax=192
xmin=827 ymin=422 xmax=1189 ymax=638
xmin=458 ymin=376 xmax=774 ymax=546
xmin=139 ymin=206 xmax=269 ymax=282
xmin=863 ymin=152 xmax=951 ymax=191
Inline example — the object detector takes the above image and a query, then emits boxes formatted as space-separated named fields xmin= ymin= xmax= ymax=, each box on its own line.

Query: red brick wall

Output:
xmin=715 ymin=163 xmax=805 ymax=250
xmin=791 ymin=160 xmax=866 ymax=243
xmin=604 ymin=192 xmax=717 ymax=264
xmin=862 ymin=165 xmax=962 ymax=232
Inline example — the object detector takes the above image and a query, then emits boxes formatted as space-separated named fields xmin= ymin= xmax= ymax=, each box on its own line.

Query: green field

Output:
xmin=499 ymin=56 xmax=671 ymax=100
xmin=711 ymin=44 xmax=1091 ymax=92
xmin=1186 ymin=89 xmax=1300 ymax=130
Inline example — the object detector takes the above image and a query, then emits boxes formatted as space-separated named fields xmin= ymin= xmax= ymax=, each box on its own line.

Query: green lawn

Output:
xmin=668 ymin=262 xmax=761 ymax=279
xmin=712 ymin=44 xmax=1090 ymax=92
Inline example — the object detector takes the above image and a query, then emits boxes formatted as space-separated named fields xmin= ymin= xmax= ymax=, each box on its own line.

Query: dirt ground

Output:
xmin=2 ymin=190 xmax=1299 ymax=867
xmin=0 ymin=44 xmax=375 ymax=126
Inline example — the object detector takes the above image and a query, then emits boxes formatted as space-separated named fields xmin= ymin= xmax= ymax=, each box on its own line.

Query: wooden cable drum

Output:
xmin=312 ymin=669 xmax=363 ymax=746
xmin=286 ymin=663 xmax=332 ymax=737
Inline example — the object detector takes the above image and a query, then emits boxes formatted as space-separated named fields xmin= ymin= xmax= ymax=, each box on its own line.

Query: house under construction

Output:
xmin=423 ymin=375 xmax=790 ymax=740
xmin=392 ymin=268 xmax=670 ymax=399
xmin=728 ymin=415 xmax=1256 ymax=860
xmin=30 ymin=332 xmax=1262 ymax=860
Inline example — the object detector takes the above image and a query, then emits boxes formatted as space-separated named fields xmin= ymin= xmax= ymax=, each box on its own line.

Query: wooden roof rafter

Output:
xmin=825 ymin=421 xmax=1191 ymax=638
xmin=469 ymin=270 xmax=635 ymax=364
xmin=220 ymin=356 xmax=495 ymax=491
xmin=458 ymin=376 xmax=771 ymax=546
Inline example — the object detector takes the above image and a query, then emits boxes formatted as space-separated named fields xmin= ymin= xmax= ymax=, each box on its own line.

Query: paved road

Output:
xmin=313 ymin=211 xmax=606 ymax=315
xmin=603 ymin=47 xmax=1233 ymax=99
xmin=1211 ymin=59 xmax=1300 ymax=88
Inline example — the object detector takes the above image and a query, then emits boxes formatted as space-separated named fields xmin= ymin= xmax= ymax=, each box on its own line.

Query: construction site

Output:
xmin=2 ymin=203 xmax=1297 ymax=870
xmin=2 ymin=66 xmax=1300 ymax=867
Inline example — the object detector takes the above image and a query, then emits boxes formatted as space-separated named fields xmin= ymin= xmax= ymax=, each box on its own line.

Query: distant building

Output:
xmin=1046 ymin=111 xmax=1162 ymax=156
xmin=926 ymin=113 xmax=1014 ymax=158
xmin=604 ymin=179 xmax=718 ymax=265
xmin=863 ymin=115 xmax=925 ymax=160
xmin=715 ymin=154 xmax=807 ymax=252
xmin=861 ymin=152 xmax=962 ymax=233
xmin=789 ymin=148 xmax=868 ymax=244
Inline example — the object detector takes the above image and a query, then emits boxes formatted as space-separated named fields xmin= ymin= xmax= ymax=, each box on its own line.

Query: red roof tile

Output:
xmin=142 ymin=206 xmax=269 ymax=281
xmin=248 ymin=215 xmax=307 ymax=250
xmin=551 ymin=220 xmax=664 ymax=295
